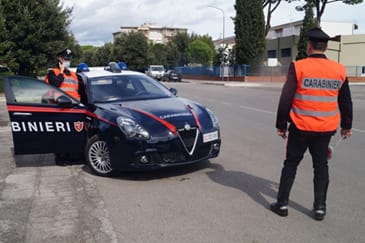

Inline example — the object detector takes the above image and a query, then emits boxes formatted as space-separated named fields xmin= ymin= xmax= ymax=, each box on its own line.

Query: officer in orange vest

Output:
xmin=45 ymin=48 xmax=81 ymax=165
xmin=45 ymin=48 xmax=80 ymax=101
xmin=271 ymin=27 xmax=353 ymax=221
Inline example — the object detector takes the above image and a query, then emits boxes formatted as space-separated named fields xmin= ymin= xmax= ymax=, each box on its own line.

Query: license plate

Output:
xmin=203 ymin=131 xmax=218 ymax=143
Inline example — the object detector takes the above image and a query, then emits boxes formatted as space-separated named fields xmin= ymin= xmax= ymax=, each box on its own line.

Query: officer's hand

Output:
xmin=59 ymin=61 xmax=65 ymax=73
xmin=341 ymin=128 xmax=352 ymax=139
xmin=277 ymin=129 xmax=287 ymax=139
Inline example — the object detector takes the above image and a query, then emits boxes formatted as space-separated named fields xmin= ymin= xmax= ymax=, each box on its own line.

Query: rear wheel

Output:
xmin=85 ymin=135 xmax=113 ymax=177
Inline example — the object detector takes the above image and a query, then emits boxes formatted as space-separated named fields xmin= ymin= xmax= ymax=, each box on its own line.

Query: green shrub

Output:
xmin=0 ymin=72 xmax=13 ymax=93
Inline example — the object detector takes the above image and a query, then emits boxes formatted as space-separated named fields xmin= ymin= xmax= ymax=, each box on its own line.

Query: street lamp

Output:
xmin=207 ymin=5 xmax=225 ymax=80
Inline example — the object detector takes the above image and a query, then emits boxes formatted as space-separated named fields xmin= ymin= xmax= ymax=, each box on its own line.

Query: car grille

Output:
xmin=161 ymin=152 xmax=186 ymax=163
xmin=191 ymin=144 xmax=211 ymax=159
xmin=141 ymin=140 xmax=213 ymax=165
xmin=178 ymin=128 xmax=199 ymax=155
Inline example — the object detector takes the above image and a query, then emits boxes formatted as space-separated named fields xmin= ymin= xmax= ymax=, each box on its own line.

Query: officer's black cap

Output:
xmin=306 ymin=27 xmax=330 ymax=42
xmin=57 ymin=48 xmax=72 ymax=60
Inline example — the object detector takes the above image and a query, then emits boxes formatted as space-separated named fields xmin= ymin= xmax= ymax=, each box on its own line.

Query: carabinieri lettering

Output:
xmin=303 ymin=78 xmax=342 ymax=90
xmin=11 ymin=121 xmax=72 ymax=133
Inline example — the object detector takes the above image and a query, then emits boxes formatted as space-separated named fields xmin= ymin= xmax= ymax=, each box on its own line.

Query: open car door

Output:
xmin=2 ymin=76 xmax=87 ymax=154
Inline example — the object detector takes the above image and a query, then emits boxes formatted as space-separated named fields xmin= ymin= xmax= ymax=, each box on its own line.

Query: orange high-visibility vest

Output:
xmin=45 ymin=68 xmax=80 ymax=100
xmin=290 ymin=57 xmax=346 ymax=132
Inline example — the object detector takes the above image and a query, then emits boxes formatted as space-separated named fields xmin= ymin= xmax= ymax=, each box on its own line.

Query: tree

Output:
xmin=165 ymin=42 xmax=181 ymax=67
xmin=213 ymin=47 xmax=226 ymax=66
xmin=296 ymin=3 xmax=316 ymax=60
xmin=80 ymin=45 xmax=97 ymax=66
xmin=167 ymin=32 xmax=195 ymax=66
xmin=0 ymin=0 xmax=77 ymax=75
xmin=196 ymin=35 xmax=216 ymax=51
xmin=149 ymin=43 xmax=168 ymax=66
xmin=296 ymin=0 xmax=363 ymax=25
xmin=0 ymin=5 xmax=15 ymax=70
xmin=186 ymin=39 xmax=215 ymax=66
xmin=93 ymin=43 xmax=115 ymax=66
xmin=234 ymin=0 xmax=266 ymax=65
xmin=113 ymin=32 xmax=149 ymax=70
xmin=263 ymin=0 xmax=282 ymax=36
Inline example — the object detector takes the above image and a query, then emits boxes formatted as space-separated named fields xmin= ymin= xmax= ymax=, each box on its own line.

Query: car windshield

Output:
xmin=151 ymin=66 xmax=164 ymax=71
xmin=90 ymin=74 xmax=172 ymax=103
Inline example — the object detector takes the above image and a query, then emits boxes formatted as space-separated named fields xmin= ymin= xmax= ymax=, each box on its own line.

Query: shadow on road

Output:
xmin=104 ymin=160 xmax=212 ymax=181
xmin=206 ymin=162 xmax=312 ymax=217
xmin=14 ymin=153 xmax=84 ymax=167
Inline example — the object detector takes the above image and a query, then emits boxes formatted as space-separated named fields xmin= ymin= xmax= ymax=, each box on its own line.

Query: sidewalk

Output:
xmin=0 ymin=94 xmax=118 ymax=242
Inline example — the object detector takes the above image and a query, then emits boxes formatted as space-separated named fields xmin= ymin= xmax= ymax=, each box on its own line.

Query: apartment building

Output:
xmin=113 ymin=23 xmax=187 ymax=44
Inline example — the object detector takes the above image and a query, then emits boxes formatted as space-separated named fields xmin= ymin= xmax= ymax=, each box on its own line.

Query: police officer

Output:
xmin=45 ymin=48 xmax=81 ymax=165
xmin=270 ymin=27 xmax=353 ymax=221
xmin=45 ymin=48 xmax=80 ymax=101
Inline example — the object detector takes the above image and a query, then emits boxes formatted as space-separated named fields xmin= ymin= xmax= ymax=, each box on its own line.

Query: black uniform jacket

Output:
xmin=276 ymin=54 xmax=353 ymax=134
xmin=46 ymin=67 xmax=84 ymax=98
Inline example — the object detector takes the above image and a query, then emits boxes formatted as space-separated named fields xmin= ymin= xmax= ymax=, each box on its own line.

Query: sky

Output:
xmin=62 ymin=0 xmax=365 ymax=46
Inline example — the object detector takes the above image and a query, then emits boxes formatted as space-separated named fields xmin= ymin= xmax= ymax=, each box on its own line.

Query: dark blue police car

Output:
xmin=2 ymin=64 xmax=221 ymax=176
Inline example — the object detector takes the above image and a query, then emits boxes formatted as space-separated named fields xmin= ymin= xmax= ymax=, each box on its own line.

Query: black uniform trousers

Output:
xmin=277 ymin=130 xmax=332 ymax=209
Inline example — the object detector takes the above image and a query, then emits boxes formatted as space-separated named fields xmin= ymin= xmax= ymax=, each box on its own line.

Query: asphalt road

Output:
xmin=1 ymin=81 xmax=364 ymax=242
xmin=94 ymin=81 xmax=365 ymax=243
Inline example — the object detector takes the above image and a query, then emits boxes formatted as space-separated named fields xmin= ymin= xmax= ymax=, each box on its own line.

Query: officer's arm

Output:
xmin=338 ymin=78 xmax=353 ymax=129
xmin=78 ymin=76 xmax=87 ymax=104
xmin=47 ymin=69 xmax=64 ymax=87
xmin=276 ymin=63 xmax=297 ymax=130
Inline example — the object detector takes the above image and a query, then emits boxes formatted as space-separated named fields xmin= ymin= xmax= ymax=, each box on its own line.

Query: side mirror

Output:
xmin=56 ymin=95 xmax=75 ymax=108
xmin=169 ymin=88 xmax=177 ymax=96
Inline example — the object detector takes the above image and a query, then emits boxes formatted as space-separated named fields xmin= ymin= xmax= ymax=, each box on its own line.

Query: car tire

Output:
xmin=85 ymin=135 xmax=113 ymax=177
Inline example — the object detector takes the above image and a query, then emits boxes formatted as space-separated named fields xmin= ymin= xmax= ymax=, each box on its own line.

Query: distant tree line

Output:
xmin=82 ymin=32 xmax=219 ymax=71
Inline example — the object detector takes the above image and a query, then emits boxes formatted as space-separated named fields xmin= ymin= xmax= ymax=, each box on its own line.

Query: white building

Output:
xmin=265 ymin=20 xmax=365 ymax=75
xmin=267 ymin=20 xmax=356 ymax=40
xmin=113 ymin=23 xmax=187 ymax=44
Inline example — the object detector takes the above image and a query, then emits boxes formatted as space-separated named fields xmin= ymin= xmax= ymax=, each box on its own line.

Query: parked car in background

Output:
xmin=0 ymin=65 xmax=11 ymax=73
xmin=162 ymin=70 xmax=182 ymax=82
xmin=146 ymin=65 xmax=165 ymax=81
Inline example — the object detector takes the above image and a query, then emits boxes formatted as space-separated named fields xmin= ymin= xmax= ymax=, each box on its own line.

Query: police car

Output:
xmin=2 ymin=63 xmax=221 ymax=176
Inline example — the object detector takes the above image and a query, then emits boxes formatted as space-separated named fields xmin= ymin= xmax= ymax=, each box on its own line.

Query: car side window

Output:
xmin=8 ymin=77 xmax=74 ymax=105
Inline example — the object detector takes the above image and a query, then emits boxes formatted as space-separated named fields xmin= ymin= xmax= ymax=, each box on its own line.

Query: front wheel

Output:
xmin=85 ymin=135 xmax=113 ymax=177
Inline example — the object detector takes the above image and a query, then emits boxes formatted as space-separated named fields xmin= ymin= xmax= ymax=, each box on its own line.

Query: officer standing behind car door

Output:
xmin=45 ymin=48 xmax=81 ymax=165
xmin=45 ymin=48 xmax=80 ymax=101
xmin=270 ymin=27 xmax=353 ymax=221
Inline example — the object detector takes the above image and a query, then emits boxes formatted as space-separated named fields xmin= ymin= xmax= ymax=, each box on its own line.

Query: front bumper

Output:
xmin=109 ymin=135 xmax=221 ymax=170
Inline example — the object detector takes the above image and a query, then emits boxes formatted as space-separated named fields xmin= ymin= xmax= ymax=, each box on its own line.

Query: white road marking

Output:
xmin=352 ymin=128 xmax=365 ymax=134
xmin=239 ymin=105 xmax=275 ymax=115
xmin=221 ymin=101 xmax=233 ymax=105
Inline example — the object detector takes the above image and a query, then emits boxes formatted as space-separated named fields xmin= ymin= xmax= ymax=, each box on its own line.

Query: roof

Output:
xmin=70 ymin=66 xmax=143 ymax=78
xmin=78 ymin=66 xmax=144 ymax=79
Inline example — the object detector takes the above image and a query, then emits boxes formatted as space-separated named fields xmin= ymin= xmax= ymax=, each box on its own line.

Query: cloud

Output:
xmin=62 ymin=0 xmax=365 ymax=46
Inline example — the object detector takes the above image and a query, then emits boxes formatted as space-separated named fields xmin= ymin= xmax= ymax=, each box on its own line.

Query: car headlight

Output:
xmin=206 ymin=108 xmax=219 ymax=128
xmin=117 ymin=117 xmax=150 ymax=140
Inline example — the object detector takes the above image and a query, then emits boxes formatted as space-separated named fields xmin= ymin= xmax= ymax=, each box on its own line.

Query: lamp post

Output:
xmin=207 ymin=5 xmax=225 ymax=80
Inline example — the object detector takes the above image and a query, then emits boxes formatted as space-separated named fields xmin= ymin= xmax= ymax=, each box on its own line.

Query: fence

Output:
xmin=175 ymin=64 xmax=365 ymax=81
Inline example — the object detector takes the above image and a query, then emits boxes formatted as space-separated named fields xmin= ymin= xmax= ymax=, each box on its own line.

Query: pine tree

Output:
xmin=0 ymin=0 xmax=77 ymax=75
xmin=296 ymin=3 xmax=317 ymax=60
xmin=233 ymin=0 xmax=265 ymax=65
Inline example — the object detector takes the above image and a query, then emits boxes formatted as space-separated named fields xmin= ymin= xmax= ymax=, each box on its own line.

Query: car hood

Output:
xmin=95 ymin=97 xmax=205 ymax=130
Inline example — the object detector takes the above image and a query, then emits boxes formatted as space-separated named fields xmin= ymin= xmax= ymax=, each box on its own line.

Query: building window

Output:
xmin=281 ymin=48 xmax=291 ymax=57
xmin=268 ymin=50 xmax=276 ymax=58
